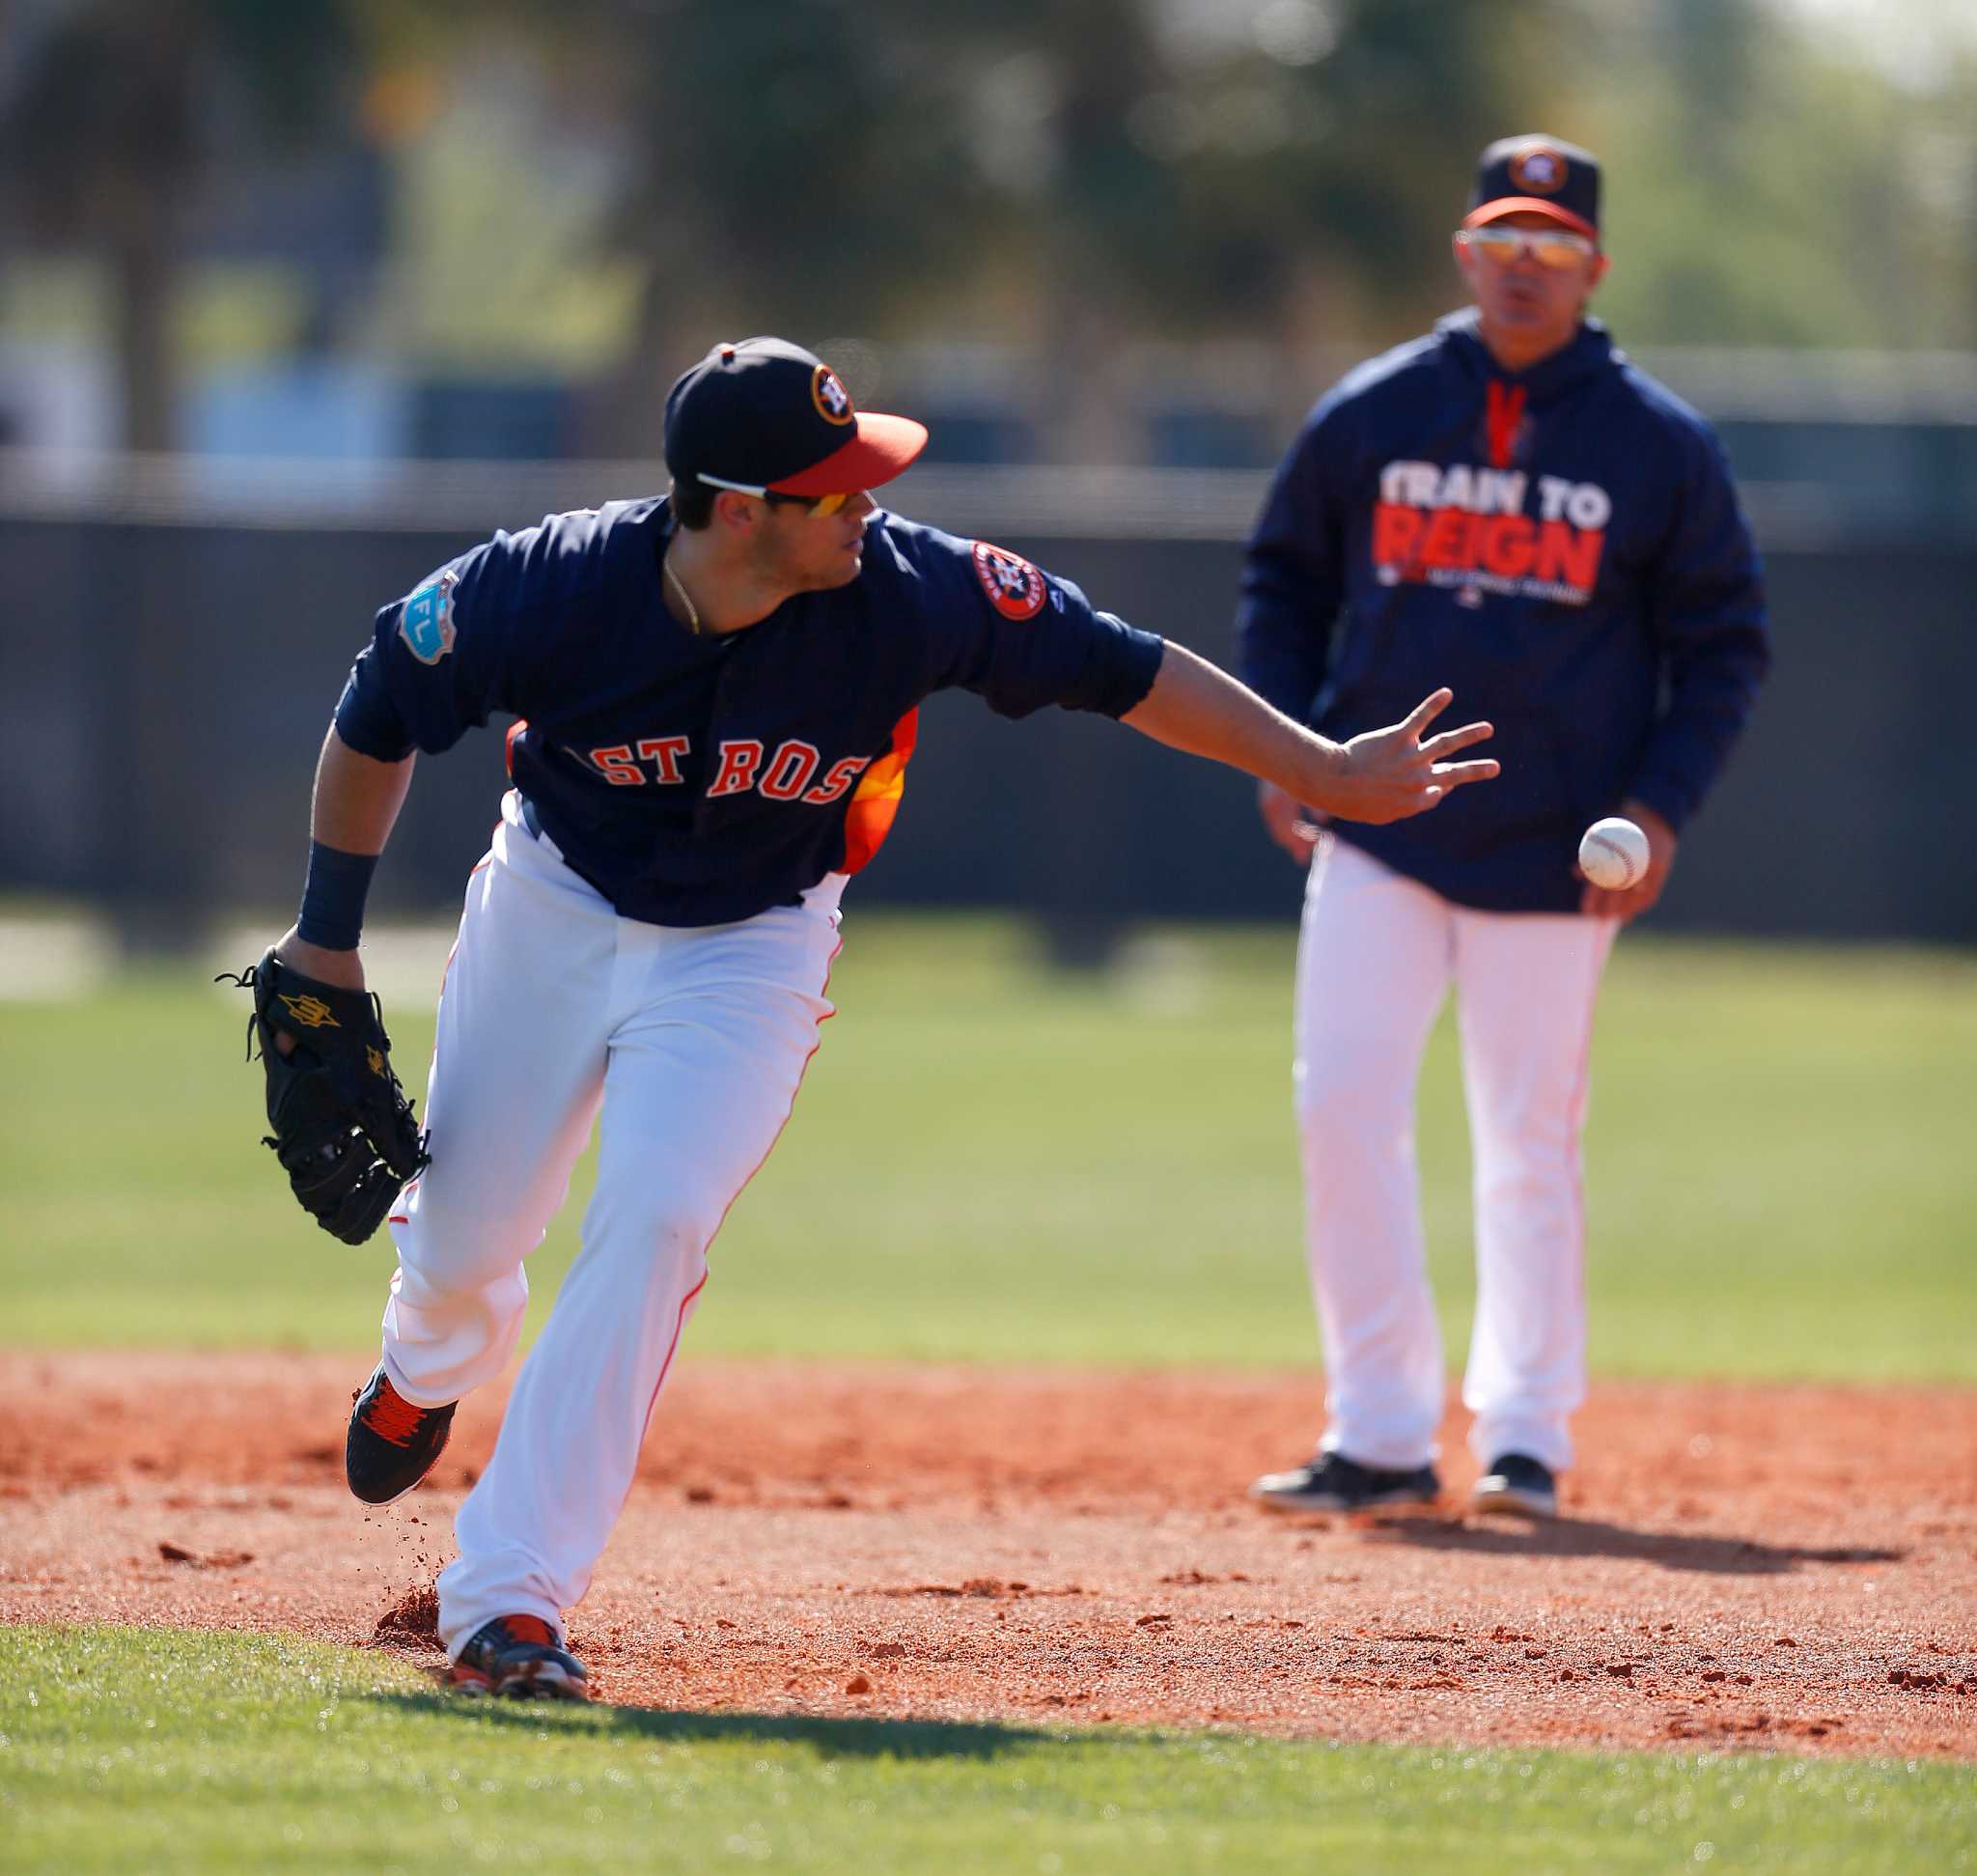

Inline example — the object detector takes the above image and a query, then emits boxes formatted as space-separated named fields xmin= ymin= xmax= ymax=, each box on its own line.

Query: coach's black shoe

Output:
xmin=450 ymin=1616 xmax=590 ymax=1701
xmin=346 ymin=1365 xmax=456 ymax=1506
xmin=1250 ymin=1451 xmax=1440 ymax=1513
xmin=1471 ymin=1452 xmax=1558 ymax=1518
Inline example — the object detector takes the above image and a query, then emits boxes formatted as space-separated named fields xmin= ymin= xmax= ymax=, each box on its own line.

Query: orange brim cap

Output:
xmin=769 ymin=413 xmax=930 ymax=498
xmin=1463 ymin=198 xmax=1599 ymax=242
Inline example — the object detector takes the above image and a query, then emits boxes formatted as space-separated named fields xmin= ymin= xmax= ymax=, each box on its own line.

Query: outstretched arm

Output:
xmin=1122 ymin=641 xmax=1496 ymax=826
xmin=273 ymin=727 xmax=417 ymax=992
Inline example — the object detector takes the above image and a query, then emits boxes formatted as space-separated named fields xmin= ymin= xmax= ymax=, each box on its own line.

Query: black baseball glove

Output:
xmin=220 ymin=947 xmax=431 ymax=1245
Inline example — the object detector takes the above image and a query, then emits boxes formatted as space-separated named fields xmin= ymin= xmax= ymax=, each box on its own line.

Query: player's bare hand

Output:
xmin=1322 ymin=689 xmax=1498 ymax=825
xmin=273 ymin=925 xmax=366 ymax=990
xmin=1578 ymin=799 xmax=1677 ymax=922
xmin=268 ymin=926 xmax=366 ymax=1055
xmin=1258 ymin=781 xmax=1323 ymax=863
xmin=1117 ymin=650 xmax=1490 ymax=828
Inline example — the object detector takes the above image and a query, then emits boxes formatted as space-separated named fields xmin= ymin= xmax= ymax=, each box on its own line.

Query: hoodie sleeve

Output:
xmin=1627 ymin=424 xmax=1770 ymax=832
xmin=1237 ymin=394 xmax=1352 ymax=722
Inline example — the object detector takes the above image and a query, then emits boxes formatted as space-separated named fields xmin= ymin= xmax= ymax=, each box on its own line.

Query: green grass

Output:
xmin=3 ymin=1625 xmax=1970 ymax=1874
xmin=1 ymin=915 xmax=1972 ymax=1379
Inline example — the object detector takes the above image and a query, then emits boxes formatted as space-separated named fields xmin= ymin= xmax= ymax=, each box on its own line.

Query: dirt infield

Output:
xmin=3 ymin=1351 xmax=1972 ymax=1759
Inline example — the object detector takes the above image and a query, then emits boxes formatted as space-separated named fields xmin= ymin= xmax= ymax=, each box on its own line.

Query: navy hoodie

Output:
xmin=1239 ymin=311 xmax=1768 ymax=913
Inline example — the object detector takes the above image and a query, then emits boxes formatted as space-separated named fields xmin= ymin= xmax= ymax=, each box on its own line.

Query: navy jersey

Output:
xmin=335 ymin=500 xmax=1164 ymax=926
xmin=1239 ymin=311 xmax=1769 ymax=914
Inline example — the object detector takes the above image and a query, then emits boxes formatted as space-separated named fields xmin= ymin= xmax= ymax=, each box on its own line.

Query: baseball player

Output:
xmin=232 ymin=337 xmax=1498 ymax=1700
xmin=1240 ymin=139 xmax=1769 ymax=1520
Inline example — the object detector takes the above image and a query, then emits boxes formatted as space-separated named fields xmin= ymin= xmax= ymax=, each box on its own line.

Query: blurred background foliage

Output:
xmin=1 ymin=0 xmax=1971 ymax=453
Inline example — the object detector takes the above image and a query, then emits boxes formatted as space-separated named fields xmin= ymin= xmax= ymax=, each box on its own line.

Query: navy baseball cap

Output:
xmin=1464 ymin=135 xmax=1601 ymax=242
xmin=663 ymin=337 xmax=929 ymax=500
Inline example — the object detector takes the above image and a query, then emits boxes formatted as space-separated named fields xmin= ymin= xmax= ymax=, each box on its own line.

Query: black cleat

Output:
xmin=1471 ymin=1452 xmax=1559 ymax=1518
xmin=1250 ymin=1451 xmax=1440 ymax=1513
xmin=346 ymin=1364 xmax=456 ymax=1505
xmin=450 ymin=1616 xmax=589 ymax=1700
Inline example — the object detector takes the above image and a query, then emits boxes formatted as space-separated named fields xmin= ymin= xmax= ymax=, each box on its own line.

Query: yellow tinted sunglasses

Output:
xmin=698 ymin=473 xmax=851 ymax=518
xmin=1456 ymin=226 xmax=1597 ymax=270
xmin=764 ymin=489 xmax=852 ymax=518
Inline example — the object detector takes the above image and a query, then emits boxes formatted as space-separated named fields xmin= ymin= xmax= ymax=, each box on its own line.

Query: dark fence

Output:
xmin=4 ymin=499 xmax=1973 ymax=946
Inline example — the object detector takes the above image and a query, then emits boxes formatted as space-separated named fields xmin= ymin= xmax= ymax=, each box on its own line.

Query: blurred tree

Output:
xmin=0 ymin=0 xmax=358 ymax=449
xmin=521 ymin=0 xmax=1574 ymax=454
xmin=520 ymin=0 xmax=1014 ymax=452
xmin=1058 ymin=0 xmax=1574 ymax=335
xmin=1 ymin=0 xmax=1970 ymax=459
xmin=0 ymin=0 xmax=364 ymax=950
xmin=1579 ymin=0 xmax=1976 ymax=350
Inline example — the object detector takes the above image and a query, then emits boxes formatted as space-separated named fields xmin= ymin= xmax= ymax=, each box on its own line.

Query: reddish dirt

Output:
xmin=3 ymin=1352 xmax=1973 ymax=1759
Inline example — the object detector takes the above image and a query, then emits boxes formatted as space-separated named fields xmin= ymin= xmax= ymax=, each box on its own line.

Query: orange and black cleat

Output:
xmin=346 ymin=1364 xmax=456 ymax=1505
xmin=450 ymin=1616 xmax=589 ymax=1700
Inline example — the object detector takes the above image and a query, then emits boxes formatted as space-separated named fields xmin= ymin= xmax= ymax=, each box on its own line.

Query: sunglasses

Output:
xmin=698 ymin=473 xmax=852 ymax=518
xmin=1456 ymin=226 xmax=1598 ymax=270
xmin=764 ymin=489 xmax=852 ymax=518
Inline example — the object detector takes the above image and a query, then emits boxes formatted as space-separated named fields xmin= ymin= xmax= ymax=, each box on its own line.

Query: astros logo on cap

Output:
xmin=1509 ymin=145 xmax=1567 ymax=194
xmin=812 ymin=365 xmax=854 ymax=425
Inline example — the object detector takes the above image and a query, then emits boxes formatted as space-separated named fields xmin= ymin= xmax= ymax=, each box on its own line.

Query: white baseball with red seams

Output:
xmin=1577 ymin=816 xmax=1650 ymax=890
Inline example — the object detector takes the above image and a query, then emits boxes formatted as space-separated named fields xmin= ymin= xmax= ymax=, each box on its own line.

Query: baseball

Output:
xmin=1578 ymin=816 xmax=1650 ymax=890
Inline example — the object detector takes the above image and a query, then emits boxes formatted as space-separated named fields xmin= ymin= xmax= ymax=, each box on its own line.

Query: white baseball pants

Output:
xmin=1292 ymin=835 xmax=1615 ymax=1474
xmin=380 ymin=792 xmax=843 ymax=1661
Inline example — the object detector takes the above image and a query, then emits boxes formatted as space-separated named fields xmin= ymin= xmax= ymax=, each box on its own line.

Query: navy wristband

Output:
xmin=297 ymin=841 xmax=379 ymax=951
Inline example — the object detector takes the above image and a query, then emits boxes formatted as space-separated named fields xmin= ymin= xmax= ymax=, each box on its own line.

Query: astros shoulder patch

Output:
xmin=399 ymin=568 xmax=459 ymax=664
xmin=971 ymin=541 xmax=1046 ymax=622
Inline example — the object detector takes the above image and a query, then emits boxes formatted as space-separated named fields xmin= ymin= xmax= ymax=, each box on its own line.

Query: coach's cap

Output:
xmin=1464 ymin=134 xmax=1601 ymax=242
xmin=663 ymin=337 xmax=929 ymax=500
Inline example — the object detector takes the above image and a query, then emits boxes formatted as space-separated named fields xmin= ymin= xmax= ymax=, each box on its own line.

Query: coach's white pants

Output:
xmin=380 ymin=793 xmax=842 ymax=1661
xmin=1293 ymin=836 xmax=1614 ymax=1474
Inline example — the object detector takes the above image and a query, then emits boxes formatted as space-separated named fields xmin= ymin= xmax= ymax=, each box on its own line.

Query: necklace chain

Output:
xmin=663 ymin=550 xmax=703 ymax=635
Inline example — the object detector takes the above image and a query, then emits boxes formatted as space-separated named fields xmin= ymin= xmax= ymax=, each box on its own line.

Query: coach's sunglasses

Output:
xmin=1455 ymin=225 xmax=1598 ymax=269
xmin=697 ymin=473 xmax=852 ymax=518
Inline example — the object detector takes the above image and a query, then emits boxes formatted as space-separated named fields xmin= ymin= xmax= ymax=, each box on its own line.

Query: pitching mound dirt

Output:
xmin=2 ymin=1352 xmax=1971 ymax=1758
